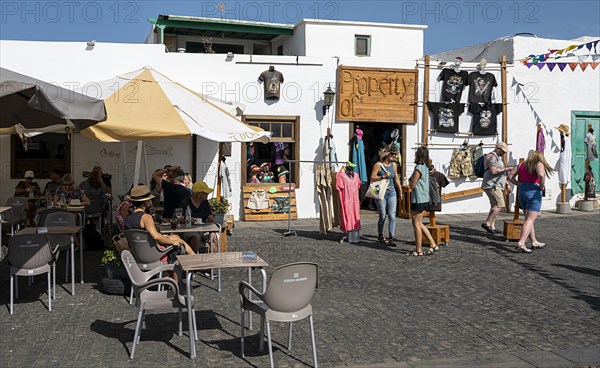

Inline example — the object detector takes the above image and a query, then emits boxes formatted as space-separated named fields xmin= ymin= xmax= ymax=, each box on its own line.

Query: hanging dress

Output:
xmin=557 ymin=135 xmax=571 ymax=185
xmin=335 ymin=170 xmax=361 ymax=232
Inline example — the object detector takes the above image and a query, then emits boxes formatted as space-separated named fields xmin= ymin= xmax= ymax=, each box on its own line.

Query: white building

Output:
xmin=1 ymin=18 xmax=597 ymax=222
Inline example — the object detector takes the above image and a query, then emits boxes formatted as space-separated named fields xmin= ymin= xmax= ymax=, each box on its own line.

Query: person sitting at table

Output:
xmin=43 ymin=170 xmax=62 ymax=198
xmin=124 ymin=185 xmax=193 ymax=281
xmin=53 ymin=174 xmax=91 ymax=207
xmin=177 ymin=181 xmax=218 ymax=253
xmin=14 ymin=170 xmax=42 ymax=225
xmin=152 ymin=165 xmax=191 ymax=220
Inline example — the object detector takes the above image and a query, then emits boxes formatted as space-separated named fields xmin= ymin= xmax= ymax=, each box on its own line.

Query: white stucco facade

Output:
xmin=1 ymin=29 xmax=597 ymax=219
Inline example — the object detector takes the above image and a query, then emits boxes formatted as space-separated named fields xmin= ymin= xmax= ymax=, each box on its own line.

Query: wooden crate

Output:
xmin=243 ymin=183 xmax=298 ymax=221
xmin=423 ymin=224 xmax=450 ymax=245
xmin=503 ymin=220 xmax=522 ymax=241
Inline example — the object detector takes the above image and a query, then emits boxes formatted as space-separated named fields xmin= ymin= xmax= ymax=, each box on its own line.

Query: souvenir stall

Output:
xmin=401 ymin=55 xmax=511 ymax=241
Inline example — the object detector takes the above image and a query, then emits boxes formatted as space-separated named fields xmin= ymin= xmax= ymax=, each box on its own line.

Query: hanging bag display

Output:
xmin=365 ymin=164 xmax=389 ymax=200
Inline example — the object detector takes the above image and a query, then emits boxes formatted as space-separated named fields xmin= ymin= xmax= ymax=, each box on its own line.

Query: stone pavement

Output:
xmin=1 ymin=210 xmax=599 ymax=367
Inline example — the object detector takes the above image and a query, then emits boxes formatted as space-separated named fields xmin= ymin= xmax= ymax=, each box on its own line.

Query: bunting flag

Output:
xmin=521 ymin=61 xmax=598 ymax=72
xmin=519 ymin=39 xmax=600 ymax=64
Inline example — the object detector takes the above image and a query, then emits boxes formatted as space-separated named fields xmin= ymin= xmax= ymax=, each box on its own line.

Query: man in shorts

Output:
xmin=481 ymin=142 xmax=514 ymax=234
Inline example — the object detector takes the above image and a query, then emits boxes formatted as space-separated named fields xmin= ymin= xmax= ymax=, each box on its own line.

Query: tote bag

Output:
xmin=365 ymin=164 xmax=389 ymax=200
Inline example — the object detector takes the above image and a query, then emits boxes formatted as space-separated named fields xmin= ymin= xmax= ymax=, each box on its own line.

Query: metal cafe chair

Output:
xmin=239 ymin=262 xmax=319 ymax=368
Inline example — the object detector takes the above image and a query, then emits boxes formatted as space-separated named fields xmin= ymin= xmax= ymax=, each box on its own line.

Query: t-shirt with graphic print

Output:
xmin=467 ymin=72 xmax=497 ymax=105
xmin=469 ymin=103 xmax=502 ymax=136
xmin=438 ymin=68 xmax=469 ymax=103
xmin=427 ymin=102 xmax=465 ymax=133
xmin=259 ymin=69 xmax=284 ymax=100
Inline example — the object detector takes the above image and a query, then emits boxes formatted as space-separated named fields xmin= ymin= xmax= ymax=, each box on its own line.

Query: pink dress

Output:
xmin=336 ymin=170 xmax=361 ymax=232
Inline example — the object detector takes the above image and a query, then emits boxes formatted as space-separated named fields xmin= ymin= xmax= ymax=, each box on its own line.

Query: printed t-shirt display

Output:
xmin=258 ymin=69 xmax=284 ymax=100
xmin=438 ymin=68 xmax=469 ymax=102
xmin=427 ymin=102 xmax=465 ymax=133
xmin=335 ymin=170 xmax=361 ymax=233
xmin=469 ymin=103 xmax=502 ymax=136
xmin=467 ymin=72 xmax=497 ymax=105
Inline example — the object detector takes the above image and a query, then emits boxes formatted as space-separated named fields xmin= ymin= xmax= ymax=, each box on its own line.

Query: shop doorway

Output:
xmin=349 ymin=122 xmax=406 ymax=209
xmin=571 ymin=111 xmax=600 ymax=194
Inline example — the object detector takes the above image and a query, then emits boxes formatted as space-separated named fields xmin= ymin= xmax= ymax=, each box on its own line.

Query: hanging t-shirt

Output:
xmin=439 ymin=68 xmax=469 ymax=102
xmin=467 ymin=72 xmax=497 ymax=105
xmin=258 ymin=69 xmax=284 ymax=100
xmin=469 ymin=103 xmax=502 ymax=136
xmin=427 ymin=102 xmax=465 ymax=133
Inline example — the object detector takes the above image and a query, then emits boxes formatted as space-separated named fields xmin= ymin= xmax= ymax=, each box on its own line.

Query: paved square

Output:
xmin=1 ymin=210 xmax=598 ymax=367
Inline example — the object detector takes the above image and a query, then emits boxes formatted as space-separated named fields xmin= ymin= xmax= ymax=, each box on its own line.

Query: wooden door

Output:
xmin=571 ymin=111 xmax=600 ymax=194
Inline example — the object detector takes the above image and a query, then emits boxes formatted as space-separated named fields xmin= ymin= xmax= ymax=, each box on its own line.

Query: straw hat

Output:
xmin=260 ymin=162 xmax=271 ymax=171
xmin=126 ymin=185 xmax=155 ymax=201
xmin=24 ymin=170 xmax=34 ymax=179
xmin=555 ymin=124 xmax=570 ymax=136
xmin=192 ymin=181 xmax=213 ymax=194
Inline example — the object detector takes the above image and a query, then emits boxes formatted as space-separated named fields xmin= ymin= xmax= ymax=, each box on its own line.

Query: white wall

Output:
xmin=0 ymin=40 xmax=339 ymax=220
xmin=302 ymin=20 xmax=425 ymax=60
xmin=426 ymin=36 xmax=600 ymax=212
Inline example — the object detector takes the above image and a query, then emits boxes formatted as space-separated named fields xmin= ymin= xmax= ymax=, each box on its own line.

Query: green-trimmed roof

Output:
xmin=149 ymin=15 xmax=293 ymax=41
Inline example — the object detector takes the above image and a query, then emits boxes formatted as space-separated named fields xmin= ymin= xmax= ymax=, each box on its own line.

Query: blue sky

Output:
xmin=1 ymin=1 xmax=598 ymax=54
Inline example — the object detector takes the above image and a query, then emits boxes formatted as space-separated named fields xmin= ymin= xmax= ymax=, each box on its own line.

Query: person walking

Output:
xmin=508 ymin=151 xmax=554 ymax=252
xmin=369 ymin=145 xmax=403 ymax=246
xmin=408 ymin=146 xmax=437 ymax=256
xmin=481 ymin=142 xmax=514 ymax=234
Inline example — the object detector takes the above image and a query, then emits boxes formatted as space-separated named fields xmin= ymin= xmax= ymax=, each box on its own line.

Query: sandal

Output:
xmin=377 ymin=234 xmax=387 ymax=244
xmin=531 ymin=242 xmax=546 ymax=249
xmin=386 ymin=238 xmax=397 ymax=247
xmin=408 ymin=251 xmax=427 ymax=257
xmin=516 ymin=243 xmax=532 ymax=253
xmin=429 ymin=245 xmax=440 ymax=252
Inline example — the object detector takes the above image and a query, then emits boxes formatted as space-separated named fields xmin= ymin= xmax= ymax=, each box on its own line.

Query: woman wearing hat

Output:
xmin=53 ymin=173 xmax=91 ymax=207
xmin=124 ymin=185 xmax=194 ymax=267
xmin=369 ymin=145 xmax=403 ymax=246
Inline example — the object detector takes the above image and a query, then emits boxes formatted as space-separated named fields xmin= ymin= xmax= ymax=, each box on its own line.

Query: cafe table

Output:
xmin=16 ymin=225 xmax=82 ymax=296
xmin=157 ymin=222 xmax=226 ymax=290
xmin=177 ymin=251 xmax=269 ymax=359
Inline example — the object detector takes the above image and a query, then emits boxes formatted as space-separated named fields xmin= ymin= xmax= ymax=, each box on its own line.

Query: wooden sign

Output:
xmin=336 ymin=66 xmax=418 ymax=123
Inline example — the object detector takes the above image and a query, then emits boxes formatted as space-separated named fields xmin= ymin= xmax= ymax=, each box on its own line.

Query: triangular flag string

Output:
xmin=519 ymin=39 xmax=600 ymax=64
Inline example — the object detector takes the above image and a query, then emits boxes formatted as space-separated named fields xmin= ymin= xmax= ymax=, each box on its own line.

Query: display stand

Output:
xmin=556 ymin=184 xmax=571 ymax=214
xmin=503 ymin=158 xmax=524 ymax=241
xmin=423 ymin=211 xmax=450 ymax=246
xmin=281 ymin=159 xmax=345 ymax=237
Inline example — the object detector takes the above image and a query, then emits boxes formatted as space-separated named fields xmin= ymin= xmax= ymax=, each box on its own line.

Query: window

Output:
xmin=11 ymin=133 xmax=70 ymax=179
xmin=186 ymin=41 xmax=245 ymax=54
xmin=355 ymin=35 xmax=371 ymax=57
xmin=241 ymin=115 xmax=300 ymax=188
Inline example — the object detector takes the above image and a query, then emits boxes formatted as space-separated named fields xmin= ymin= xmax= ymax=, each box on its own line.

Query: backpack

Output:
xmin=474 ymin=152 xmax=494 ymax=178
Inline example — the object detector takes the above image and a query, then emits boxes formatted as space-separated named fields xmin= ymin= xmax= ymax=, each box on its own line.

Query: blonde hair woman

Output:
xmin=509 ymin=151 xmax=554 ymax=252
xmin=369 ymin=145 xmax=403 ymax=246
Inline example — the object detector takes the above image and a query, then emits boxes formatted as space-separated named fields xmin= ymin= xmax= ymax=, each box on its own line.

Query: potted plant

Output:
xmin=209 ymin=197 xmax=228 ymax=226
xmin=99 ymin=245 xmax=130 ymax=295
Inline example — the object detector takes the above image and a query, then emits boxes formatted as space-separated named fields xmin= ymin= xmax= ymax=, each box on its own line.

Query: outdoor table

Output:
xmin=158 ymin=222 xmax=224 ymax=289
xmin=17 ymin=225 xmax=82 ymax=296
xmin=36 ymin=206 xmax=86 ymax=284
xmin=177 ymin=251 xmax=269 ymax=359
xmin=0 ymin=206 xmax=12 ymax=248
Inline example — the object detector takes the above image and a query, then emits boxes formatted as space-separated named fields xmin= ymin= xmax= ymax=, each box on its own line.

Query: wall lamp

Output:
xmin=322 ymin=84 xmax=335 ymax=115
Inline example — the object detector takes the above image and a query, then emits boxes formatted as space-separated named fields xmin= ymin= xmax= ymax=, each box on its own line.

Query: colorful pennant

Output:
xmin=520 ymin=39 xmax=600 ymax=64
xmin=521 ymin=61 xmax=599 ymax=71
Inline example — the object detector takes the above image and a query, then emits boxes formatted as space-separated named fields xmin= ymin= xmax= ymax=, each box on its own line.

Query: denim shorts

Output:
xmin=518 ymin=182 xmax=542 ymax=212
xmin=410 ymin=202 xmax=428 ymax=213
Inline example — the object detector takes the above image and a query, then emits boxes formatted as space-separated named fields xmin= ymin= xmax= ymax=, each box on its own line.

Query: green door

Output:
xmin=571 ymin=111 xmax=600 ymax=194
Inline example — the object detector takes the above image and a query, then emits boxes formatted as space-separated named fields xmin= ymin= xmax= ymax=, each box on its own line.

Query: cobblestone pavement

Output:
xmin=1 ymin=210 xmax=599 ymax=367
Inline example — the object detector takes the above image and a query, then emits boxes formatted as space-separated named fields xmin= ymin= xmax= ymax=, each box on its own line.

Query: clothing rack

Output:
xmin=281 ymin=159 xmax=346 ymax=237
xmin=414 ymin=142 xmax=510 ymax=148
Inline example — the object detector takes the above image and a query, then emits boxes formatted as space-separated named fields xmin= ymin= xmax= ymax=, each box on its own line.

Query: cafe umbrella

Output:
xmin=0 ymin=67 xmax=106 ymax=129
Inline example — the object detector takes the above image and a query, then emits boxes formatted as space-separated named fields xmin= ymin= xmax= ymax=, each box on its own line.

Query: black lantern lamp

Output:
xmin=322 ymin=85 xmax=335 ymax=115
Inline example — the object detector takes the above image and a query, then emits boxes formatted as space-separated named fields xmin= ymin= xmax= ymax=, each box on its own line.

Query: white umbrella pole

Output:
xmin=133 ymin=140 xmax=143 ymax=187
xmin=143 ymin=141 xmax=149 ymax=187
xmin=122 ymin=142 xmax=128 ymax=193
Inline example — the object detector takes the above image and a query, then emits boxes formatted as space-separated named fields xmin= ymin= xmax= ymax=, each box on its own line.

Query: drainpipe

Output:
xmin=156 ymin=24 xmax=166 ymax=45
